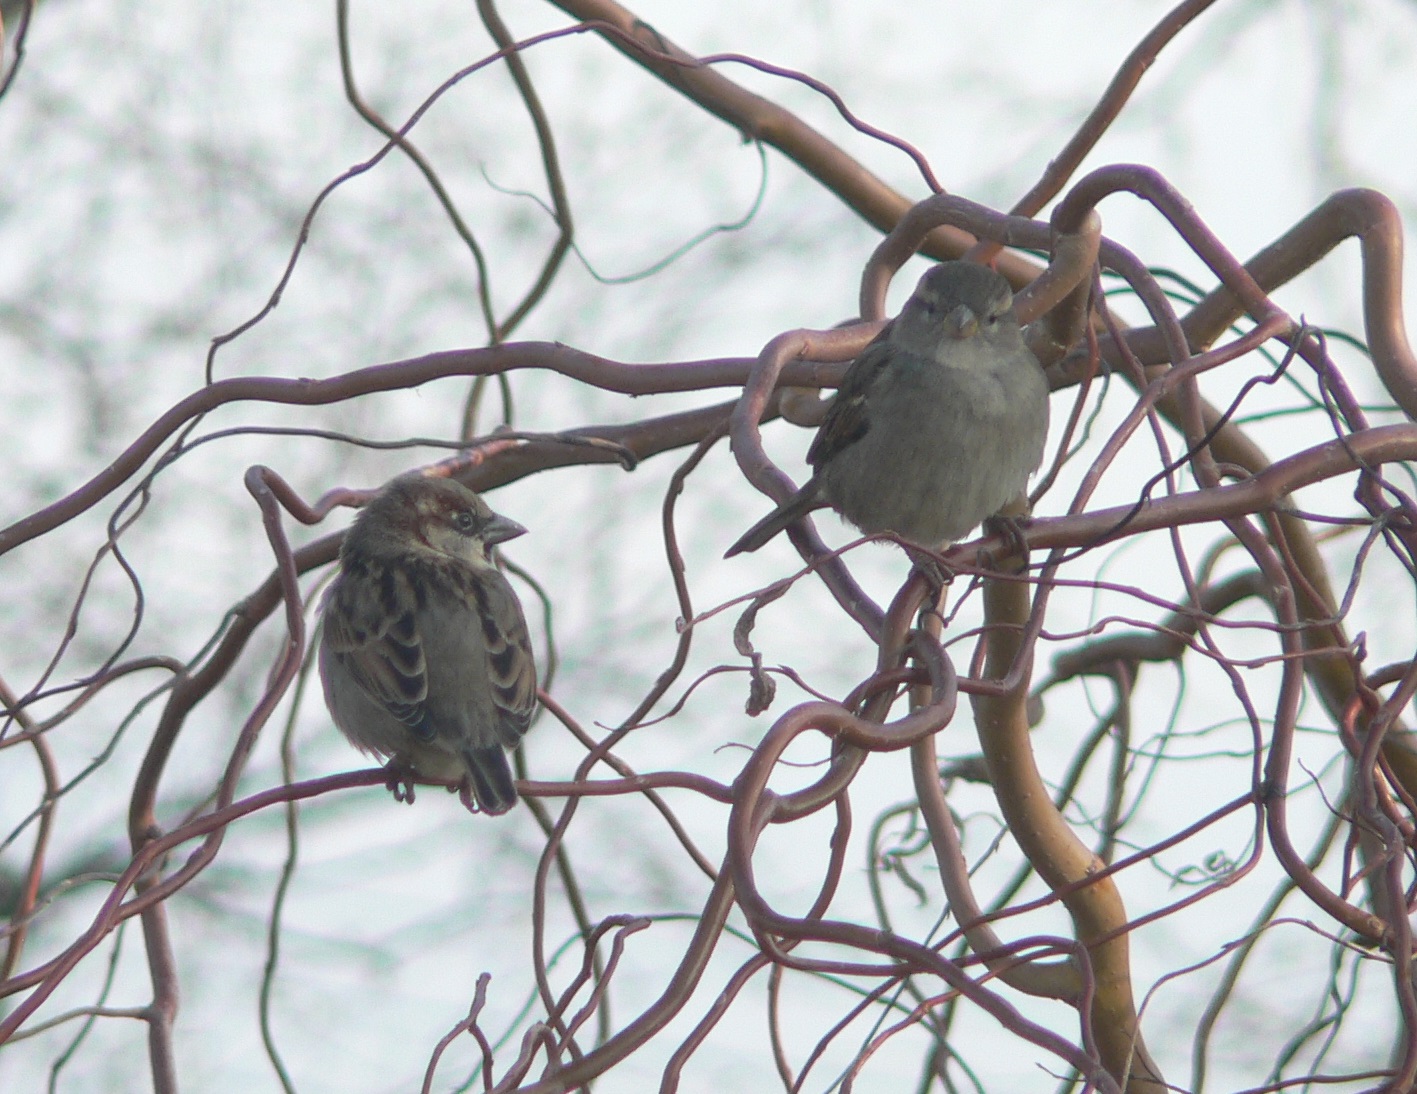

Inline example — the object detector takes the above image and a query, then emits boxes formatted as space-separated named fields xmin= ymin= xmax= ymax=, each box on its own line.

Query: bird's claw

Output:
xmin=383 ymin=763 xmax=417 ymax=805
xmin=906 ymin=548 xmax=954 ymax=595
xmin=982 ymin=514 xmax=1030 ymax=569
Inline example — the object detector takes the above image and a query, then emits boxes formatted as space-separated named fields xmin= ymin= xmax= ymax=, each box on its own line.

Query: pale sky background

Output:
xmin=2 ymin=0 xmax=1416 ymax=1091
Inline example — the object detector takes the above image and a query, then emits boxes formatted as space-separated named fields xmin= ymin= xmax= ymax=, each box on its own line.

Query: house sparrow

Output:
xmin=319 ymin=474 xmax=537 ymax=815
xmin=726 ymin=261 xmax=1049 ymax=556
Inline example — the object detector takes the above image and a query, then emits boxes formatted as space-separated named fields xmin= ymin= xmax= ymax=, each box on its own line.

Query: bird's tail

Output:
xmin=462 ymin=746 xmax=518 ymax=815
xmin=724 ymin=483 xmax=824 ymax=558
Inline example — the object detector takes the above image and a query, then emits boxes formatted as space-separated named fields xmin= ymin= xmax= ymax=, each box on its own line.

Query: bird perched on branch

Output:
xmin=319 ymin=474 xmax=538 ymax=815
xmin=725 ymin=260 xmax=1050 ymax=557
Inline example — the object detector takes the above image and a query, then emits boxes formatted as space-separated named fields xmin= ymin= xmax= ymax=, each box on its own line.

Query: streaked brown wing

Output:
xmin=806 ymin=324 xmax=895 ymax=470
xmin=323 ymin=574 xmax=432 ymax=735
xmin=469 ymin=572 xmax=538 ymax=747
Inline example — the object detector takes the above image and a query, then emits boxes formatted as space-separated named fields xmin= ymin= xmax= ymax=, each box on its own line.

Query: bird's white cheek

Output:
xmin=454 ymin=543 xmax=491 ymax=567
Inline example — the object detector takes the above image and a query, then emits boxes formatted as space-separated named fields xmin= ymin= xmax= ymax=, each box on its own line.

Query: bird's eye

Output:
xmin=451 ymin=510 xmax=477 ymax=534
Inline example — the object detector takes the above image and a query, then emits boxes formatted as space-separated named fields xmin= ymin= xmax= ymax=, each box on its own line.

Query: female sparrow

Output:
xmin=726 ymin=261 xmax=1050 ymax=555
xmin=319 ymin=474 xmax=538 ymax=815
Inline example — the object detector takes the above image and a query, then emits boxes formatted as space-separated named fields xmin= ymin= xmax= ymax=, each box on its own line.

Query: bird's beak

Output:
xmin=483 ymin=514 xmax=528 ymax=547
xmin=944 ymin=304 xmax=979 ymax=340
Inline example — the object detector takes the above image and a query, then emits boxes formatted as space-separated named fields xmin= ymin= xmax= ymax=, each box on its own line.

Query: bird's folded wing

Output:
xmin=466 ymin=574 xmax=539 ymax=747
xmin=806 ymin=327 xmax=894 ymax=469
xmin=323 ymin=577 xmax=432 ymax=735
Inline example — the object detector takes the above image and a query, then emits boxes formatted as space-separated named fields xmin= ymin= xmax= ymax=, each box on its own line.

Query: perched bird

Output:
xmin=319 ymin=474 xmax=538 ymax=815
xmin=726 ymin=261 xmax=1050 ymax=557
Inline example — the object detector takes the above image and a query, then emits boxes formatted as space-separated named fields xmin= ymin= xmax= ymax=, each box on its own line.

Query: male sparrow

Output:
xmin=319 ymin=474 xmax=538 ymax=815
xmin=726 ymin=261 xmax=1050 ymax=556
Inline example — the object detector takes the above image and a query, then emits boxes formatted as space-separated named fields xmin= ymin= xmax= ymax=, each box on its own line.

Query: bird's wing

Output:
xmin=322 ymin=573 xmax=433 ymax=736
xmin=806 ymin=325 xmax=895 ymax=470
xmin=404 ymin=570 xmax=538 ymax=751
xmin=464 ymin=572 xmax=538 ymax=747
